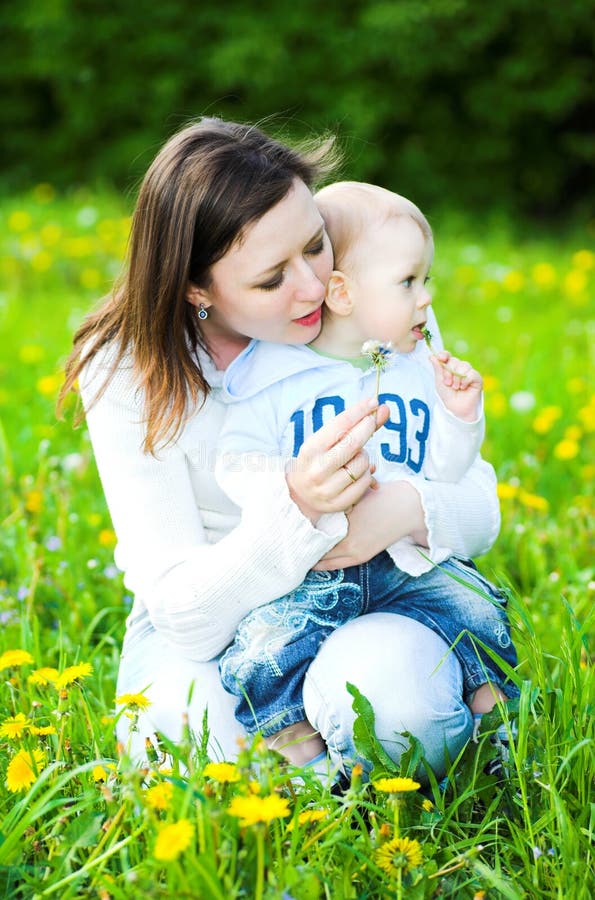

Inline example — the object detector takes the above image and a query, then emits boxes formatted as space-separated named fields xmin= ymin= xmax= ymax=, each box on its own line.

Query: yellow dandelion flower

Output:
xmin=482 ymin=375 xmax=500 ymax=392
xmin=36 ymin=373 xmax=63 ymax=398
xmin=473 ymin=891 xmax=487 ymax=900
xmin=92 ymin=765 xmax=108 ymax=782
xmin=0 ymin=649 xmax=34 ymax=671
xmin=374 ymin=835 xmax=423 ymax=876
xmin=503 ymin=270 xmax=525 ymax=292
xmin=581 ymin=464 xmax=595 ymax=480
xmin=497 ymin=483 xmax=518 ymax=500
xmin=116 ymin=692 xmax=151 ymax=711
xmin=577 ymin=406 xmax=595 ymax=432
xmin=0 ymin=713 xmax=32 ymax=738
xmin=373 ymin=777 xmax=421 ymax=794
xmin=29 ymin=725 xmax=57 ymax=736
xmin=518 ymin=491 xmax=549 ymax=512
xmin=532 ymin=406 xmax=562 ymax=434
xmin=154 ymin=819 xmax=194 ymax=861
xmin=63 ymin=236 xmax=94 ymax=258
xmin=228 ymin=793 xmax=291 ymax=826
xmin=28 ymin=667 xmax=60 ymax=686
xmin=55 ymin=662 xmax=93 ymax=688
xmin=247 ymin=780 xmax=261 ymax=794
xmin=33 ymin=183 xmax=56 ymax=203
xmin=203 ymin=761 xmax=241 ymax=783
xmin=563 ymin=269 xmax=587 ymax=297
xmin=554 ymin=439 xmax=579 ymax=461
xmin=145 ymin=781 xmax=174 ymax=810
xmin=8 ymin=211 xmax=32 ymax=232
xmin=485 ymin=392 xmax=507 ymax=418
xmin=98 ymin=528 xmax=117 ymax=548
xmin=6 ymin=748 xmax=46 ymax=793
xmin=564 ymin=425 xmax=582 ymax=441
xmin=531 ymin=262 xmax=556 ymax=288
xmin=288 ymin=808 xmax=328 ymax=830
xmin=421 ymin=798 xmax=434 ymax=812
xmin=24 ymin=490 xmax=43 ymax=513
xmin=19 ymin=344 xmax=45 ymax=364
xmin=40 ymin=224 xmax=62 ymax=245
xmin=572 ymin=249 xmax=594 ymax=270
xmin=31 ymin=251 xmax=53 ymax=272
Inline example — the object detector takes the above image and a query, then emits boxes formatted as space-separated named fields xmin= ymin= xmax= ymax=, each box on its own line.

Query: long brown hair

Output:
xmin=59 ymin=118 xmax=337 ymax=453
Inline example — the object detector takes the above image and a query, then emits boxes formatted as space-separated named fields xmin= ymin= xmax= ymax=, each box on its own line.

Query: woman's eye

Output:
xmin=305 ymin=240 xmax=324 ymax=256
xmin=259 ymin=274 xmax=284 ymax=292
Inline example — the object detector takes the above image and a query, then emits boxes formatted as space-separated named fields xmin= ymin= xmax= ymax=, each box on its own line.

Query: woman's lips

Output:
xmin=294 ymin=306 xmax=322 ymax=327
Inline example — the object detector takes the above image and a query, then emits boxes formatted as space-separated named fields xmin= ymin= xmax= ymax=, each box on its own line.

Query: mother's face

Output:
xmin=189 ymin=178 xmax=333 ymax=345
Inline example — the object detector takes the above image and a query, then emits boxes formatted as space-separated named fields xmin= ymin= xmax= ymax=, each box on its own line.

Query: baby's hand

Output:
xmin=430 ymin=351 xmax=483 ymax=422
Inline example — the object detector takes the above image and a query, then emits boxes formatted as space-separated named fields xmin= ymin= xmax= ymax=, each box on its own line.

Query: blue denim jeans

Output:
xmin=219 ymin=553 xmax=518 ymax=737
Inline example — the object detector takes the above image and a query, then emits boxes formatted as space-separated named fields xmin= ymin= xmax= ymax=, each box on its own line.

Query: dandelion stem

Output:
xmin=255 ymin=826 xmax=265 ymax=900
xmin=421 ymin=327 xmax=466 ymax=377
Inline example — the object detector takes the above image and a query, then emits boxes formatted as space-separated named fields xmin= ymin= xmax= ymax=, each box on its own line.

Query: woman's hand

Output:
xmin=285 ymin=397 xmax=389 ymax=523
xmin=313 ymin=480 xmax=428 ymax=570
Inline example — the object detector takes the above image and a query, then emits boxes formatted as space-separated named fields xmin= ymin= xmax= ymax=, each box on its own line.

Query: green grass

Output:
xmin=0 ymin=186 xmax=593 ymax=898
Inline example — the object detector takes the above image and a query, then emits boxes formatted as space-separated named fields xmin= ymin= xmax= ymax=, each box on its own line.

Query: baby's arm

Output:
xmin=422 ymin=352 xmax=485 ymax=482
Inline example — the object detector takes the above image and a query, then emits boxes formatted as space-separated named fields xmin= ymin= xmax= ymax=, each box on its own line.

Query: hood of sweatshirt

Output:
xmin=220 ymin=341 xmax=355 ymax=401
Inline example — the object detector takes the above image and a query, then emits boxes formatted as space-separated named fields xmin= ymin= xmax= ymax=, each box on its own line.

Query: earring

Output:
xmin=198 ymin=303 xmax=209 ymax=320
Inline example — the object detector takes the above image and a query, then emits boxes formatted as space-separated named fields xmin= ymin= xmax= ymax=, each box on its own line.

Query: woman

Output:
xmin=60 ymin=118 xmax=500 ymax=777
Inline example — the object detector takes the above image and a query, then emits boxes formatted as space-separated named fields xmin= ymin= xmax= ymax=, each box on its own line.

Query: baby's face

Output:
xmin=347 ymin=216 xmax=433 ymax=353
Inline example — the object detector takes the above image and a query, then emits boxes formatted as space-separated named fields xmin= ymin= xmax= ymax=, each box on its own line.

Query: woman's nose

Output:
xmin=296 ymin=260 xmax=326 ymax=303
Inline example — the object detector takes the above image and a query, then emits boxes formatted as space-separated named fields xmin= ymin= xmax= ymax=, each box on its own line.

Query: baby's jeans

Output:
xmin=219 ymin=553 xmax=518 ymax=737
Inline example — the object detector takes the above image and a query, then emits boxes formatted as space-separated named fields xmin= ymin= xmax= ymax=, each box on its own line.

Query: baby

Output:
xmin=216 ymin=182 xmax=518 ymax=777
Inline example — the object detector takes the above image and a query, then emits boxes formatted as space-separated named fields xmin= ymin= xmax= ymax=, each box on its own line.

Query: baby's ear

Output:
xmin=325 ymin=270 xmax=354 ymax=316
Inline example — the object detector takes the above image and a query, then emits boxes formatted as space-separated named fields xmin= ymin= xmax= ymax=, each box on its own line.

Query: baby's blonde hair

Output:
xmin=314 ymin=181 xmax=433 ymax=274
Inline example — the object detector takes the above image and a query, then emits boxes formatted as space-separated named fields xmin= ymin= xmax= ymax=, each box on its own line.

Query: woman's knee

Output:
xmin=303 ymin=613 xmax=473 ymax=777
xmin=116 ymin=631 xmax=243 ymax=763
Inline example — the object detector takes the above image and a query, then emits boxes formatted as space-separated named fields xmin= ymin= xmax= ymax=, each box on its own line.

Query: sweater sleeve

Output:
xmin=423 ymin=396 xmax=485 ymax=482
xmin=80 ymin=354 xmax=347 ymax=662
xmin=385 ymin=454 xmax=501 ymax=575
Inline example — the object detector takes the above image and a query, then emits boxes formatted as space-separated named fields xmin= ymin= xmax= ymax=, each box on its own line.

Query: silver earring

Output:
xmin=198 ymin=303 xmax=209 ymax=320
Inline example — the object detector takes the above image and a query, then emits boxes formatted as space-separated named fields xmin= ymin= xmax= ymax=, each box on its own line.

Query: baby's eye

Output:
xmin=401 ymin=276 xmax=415 ymax=289
xmin=424 ymin=275 xmax=432 ymax=285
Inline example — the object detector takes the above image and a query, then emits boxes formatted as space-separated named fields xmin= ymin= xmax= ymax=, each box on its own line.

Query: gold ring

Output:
xmin=343 ymin=463 xmax=357 ymax=483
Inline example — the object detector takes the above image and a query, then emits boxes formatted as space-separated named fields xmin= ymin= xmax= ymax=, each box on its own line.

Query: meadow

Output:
xmin=0 ymin=185 xmax=593 ymax=898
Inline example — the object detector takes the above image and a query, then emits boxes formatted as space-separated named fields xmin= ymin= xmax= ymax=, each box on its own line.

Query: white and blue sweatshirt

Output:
xmin=216 ymin=335 xmax=485 ymax=575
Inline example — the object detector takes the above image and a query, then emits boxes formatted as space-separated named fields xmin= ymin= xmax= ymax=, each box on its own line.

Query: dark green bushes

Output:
xmin=2 ymin=0 xmax=593 ymax=216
